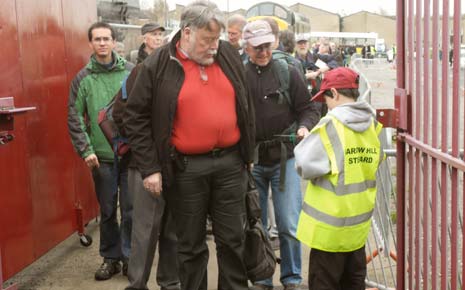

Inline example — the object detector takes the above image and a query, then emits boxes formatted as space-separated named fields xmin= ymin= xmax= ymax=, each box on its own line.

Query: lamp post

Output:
xmin=164 ymin=0 xmax=168 ymax=27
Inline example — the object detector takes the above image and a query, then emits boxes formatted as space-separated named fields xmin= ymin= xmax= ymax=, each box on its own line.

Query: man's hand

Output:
xmin=297 ymin=127 xmax=310 ymax=138
xmin=319 ymin=66 xmax=330 ymax=73
xmin=84 ymin=154 xmax=100 ymax=168
xmin=305 ymin=71 xmax=320 ymax=80
xmin=246 ymin=163 xmax=254 ymax=171
xmin=143 ymin=172 xmax=162 ymax=197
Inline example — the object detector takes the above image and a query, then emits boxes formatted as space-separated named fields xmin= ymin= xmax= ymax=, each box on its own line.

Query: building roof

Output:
xmin=343 ymin=10 xmax=396 ymax=20
xmin=290 ymin=2 xmax=339 ymax=16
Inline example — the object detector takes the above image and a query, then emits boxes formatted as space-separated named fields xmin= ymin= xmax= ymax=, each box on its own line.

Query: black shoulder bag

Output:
xmin=244 ymin=171 xmax=279 ymax=282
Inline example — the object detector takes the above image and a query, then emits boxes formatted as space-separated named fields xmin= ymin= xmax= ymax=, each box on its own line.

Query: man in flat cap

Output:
xmin=137 ymin=23 xmax=165 ymax=63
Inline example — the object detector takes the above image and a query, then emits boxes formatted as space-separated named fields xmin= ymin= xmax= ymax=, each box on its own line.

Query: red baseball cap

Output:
xmin=311 ymin=67 xmax=360 ymax=102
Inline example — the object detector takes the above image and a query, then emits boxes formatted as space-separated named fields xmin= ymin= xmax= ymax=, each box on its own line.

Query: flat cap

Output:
xmin=141 ymin=23 xmax=165 ymax=35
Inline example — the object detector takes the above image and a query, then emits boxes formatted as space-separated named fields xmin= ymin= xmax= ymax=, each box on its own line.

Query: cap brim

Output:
xmin=143 ymin=26 xmax=165 ymax=34
xmin=311 ymin=90 xmax=326 ymax=102
xmin=248 ymin=34 xmax=275 ymax=47
xmin=151 ymin=27 xmax=165 ymax=32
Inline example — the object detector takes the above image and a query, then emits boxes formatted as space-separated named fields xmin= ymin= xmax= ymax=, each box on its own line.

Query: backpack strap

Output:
xmin=271 ymin=58 xmax=291 ymax=106
xmin=121 ymin=74 xmax=129 ymax=100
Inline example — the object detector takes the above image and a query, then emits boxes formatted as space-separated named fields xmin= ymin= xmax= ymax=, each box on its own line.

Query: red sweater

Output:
xmin=171 ymin=48 xmax=241 ymax=154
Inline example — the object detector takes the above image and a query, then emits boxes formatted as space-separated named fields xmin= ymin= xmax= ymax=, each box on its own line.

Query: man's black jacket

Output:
xmin=124 ymin=31 xmax=255 ymax=188
xmin=245 ymin=59 xmax=320 ymax=166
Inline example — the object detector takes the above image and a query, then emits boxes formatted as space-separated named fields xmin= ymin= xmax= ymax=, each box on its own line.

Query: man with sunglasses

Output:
xmin=243 ymin=20 xmax=320 ymax=290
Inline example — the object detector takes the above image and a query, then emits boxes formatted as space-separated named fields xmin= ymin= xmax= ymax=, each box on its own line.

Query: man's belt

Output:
xmin=182 ymin=144 xmax=239 ymax=158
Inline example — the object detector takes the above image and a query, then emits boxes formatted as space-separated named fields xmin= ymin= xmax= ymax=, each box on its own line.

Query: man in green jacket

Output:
xmin=67 ymin=21 xmax=134 ymax=281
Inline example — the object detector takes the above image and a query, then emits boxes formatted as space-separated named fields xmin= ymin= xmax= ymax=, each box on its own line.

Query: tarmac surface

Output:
xmin=4 ymin=220 xmax=310 ymax=290
xmin=3 ymin=59 xmax=396 ymax=290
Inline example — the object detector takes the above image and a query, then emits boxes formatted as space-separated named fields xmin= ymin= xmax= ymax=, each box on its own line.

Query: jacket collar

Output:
xmin=87 ymin=51 xmax=126 ymax=73
xmin=246 ymin=58 xmax=273 ymax=75
xmin=168 ymin=29 xmax=226 ymax=63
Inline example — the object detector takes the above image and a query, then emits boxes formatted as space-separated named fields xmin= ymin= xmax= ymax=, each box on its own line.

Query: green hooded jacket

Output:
xmin=68 ymin=52 xmax=133 ymax=162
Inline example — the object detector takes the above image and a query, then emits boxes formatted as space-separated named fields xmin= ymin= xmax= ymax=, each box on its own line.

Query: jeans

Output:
xmin=252 ymin=158 xmax=302 ymax=287
xmin=92 ymin=159 xmax=132 ymax=261
xmin=166 ymin=149 xmax=248 ymax=290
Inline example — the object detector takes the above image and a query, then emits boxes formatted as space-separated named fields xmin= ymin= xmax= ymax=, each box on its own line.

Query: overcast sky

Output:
xmin=140 ymin=0 xmax=397 ymax=16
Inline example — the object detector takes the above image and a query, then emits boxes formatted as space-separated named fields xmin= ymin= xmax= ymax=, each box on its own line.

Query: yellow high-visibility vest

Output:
xmin=296 ymin=116 xmax=383 ymax=252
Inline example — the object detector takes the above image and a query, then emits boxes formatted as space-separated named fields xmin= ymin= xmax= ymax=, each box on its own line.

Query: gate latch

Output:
xmin=0 ymin=96 xmax=36 ymax=145
xmin=0 ymin=134 xmax=13 ymax=145
xmin=376 ymin=109 xmax=397 ymax=128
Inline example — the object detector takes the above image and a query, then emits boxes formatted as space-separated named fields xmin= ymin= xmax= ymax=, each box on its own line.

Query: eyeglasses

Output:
xmin=92 ymin=37 xmax=112 ymax=43
xmin=252 ymin=43 xmax=272 ymax=53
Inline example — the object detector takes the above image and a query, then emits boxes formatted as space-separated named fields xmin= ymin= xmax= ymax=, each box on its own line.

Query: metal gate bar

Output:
xmin=396 ymin=0 xmax=465 ymax=288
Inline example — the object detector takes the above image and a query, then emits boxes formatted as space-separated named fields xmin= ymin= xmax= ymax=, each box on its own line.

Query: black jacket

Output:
xmin=124 ymin=31 xmax=255 ymax=187
xmin=137 ymin=43 xmax=149 ymax=64
xmin=245 ymin=59 xmax=320 ymax=165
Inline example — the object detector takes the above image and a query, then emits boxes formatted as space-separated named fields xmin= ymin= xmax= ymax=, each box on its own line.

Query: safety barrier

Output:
xmin=351 ymin=59 xmax=398 ymax=290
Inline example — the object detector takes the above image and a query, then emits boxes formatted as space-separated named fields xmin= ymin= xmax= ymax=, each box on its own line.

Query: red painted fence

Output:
xmin=0 ymin=0 xmax=99 ymax=281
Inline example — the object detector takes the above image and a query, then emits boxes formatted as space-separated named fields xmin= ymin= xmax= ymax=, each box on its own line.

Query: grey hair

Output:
xmin=227 ymin=14 xmax=247 ymax=30
xmin=180 ymin=0 xmax=225 ymax=31
xmin=279 ymin=30 xmax=296 ymax=54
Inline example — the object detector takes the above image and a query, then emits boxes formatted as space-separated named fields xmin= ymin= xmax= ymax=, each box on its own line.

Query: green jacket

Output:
xmin=68 ymin=52 xmax=133 ymax=162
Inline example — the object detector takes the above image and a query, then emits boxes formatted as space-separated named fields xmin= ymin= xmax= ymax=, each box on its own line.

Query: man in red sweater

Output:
xmin=123 ymin=1 xmax=255 ymax=290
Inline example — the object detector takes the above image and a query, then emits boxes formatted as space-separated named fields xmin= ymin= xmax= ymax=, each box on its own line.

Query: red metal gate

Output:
xmin=0 ymin=0 xmax=98 ymax=283
xmin=396 ymin=0 xmax=465 ymax=289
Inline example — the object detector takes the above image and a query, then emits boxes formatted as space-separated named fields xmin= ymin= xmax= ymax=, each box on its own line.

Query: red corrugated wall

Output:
xmin=0 ymin=0 xmax=99 ymax=280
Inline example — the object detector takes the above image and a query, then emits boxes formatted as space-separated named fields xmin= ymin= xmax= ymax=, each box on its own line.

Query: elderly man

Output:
xmin=295 ymin=35 xmax=317 ymax=72
xmin=137 ymin=22 xmax=165 ymax=63
xmin=243 ymin=20 xmax=320 ymax=290
xmin=124 ymin=1 xmax=255 ymax=290
xmin=111 ymin=23 xmax=180 ymax=290
xmin=227 ymin=14 xmax=247 ymax=61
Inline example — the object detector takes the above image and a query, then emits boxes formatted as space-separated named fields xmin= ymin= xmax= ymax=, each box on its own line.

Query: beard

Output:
xmin=297 ymin=48 xmax=308 ymax=57
xmin=186 ymin=33 xmax=217 ymax=66
xmin=191 ymin=49 xmax=217 ymax=66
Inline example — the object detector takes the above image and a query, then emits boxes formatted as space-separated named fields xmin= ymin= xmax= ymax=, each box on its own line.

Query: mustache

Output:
xmin=207 ymin=49 xmax=217 ymax=55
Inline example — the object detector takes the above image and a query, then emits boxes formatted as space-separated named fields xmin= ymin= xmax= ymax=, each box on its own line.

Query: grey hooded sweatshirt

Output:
xmin=294 ymin=100 xmax=377 ymax=180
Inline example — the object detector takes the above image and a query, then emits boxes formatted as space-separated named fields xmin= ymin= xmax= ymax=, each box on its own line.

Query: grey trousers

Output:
xmin=125 ymin=168 xmax=180 ymax=290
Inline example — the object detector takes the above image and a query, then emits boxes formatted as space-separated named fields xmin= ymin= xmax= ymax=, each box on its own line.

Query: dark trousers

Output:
xmin=92 ymin=160 xmax=131 ymax=260
xmin=125 ymin=169 xmax=179 ymax=290
xmin=166 ymin=149 xmax=249 ymax=290
xmin=308 ymin=246 xmax=366 ymax=290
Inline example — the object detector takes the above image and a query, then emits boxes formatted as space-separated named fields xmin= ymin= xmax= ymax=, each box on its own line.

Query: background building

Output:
xmin=290 ymin=3 xmax=339 ymax=33
xmin=341 ymin=11 xmax=396 ymax=49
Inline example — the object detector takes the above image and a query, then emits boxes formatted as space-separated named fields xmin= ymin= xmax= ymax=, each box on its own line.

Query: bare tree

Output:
xmin=152 ymin=0 xmax=168 ymax=26
xmin=378 ymin=6 xmax=390 ymax=16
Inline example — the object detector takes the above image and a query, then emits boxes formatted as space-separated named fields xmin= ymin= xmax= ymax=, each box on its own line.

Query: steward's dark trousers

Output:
xmin=166 ymin=148 xmax=249 ymax=290
xmin=308 ymin=245 xmax=366 ymax=290
xmin=125 ymin=169 xmax=180 ymax=290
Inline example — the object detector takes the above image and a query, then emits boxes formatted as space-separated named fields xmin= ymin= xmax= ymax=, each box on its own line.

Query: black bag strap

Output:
xmin=246 ymin=171 xmax=262 ymax=224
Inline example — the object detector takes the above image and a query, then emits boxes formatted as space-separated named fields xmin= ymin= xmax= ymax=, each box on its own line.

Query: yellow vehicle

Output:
xmin=245 ymin=2 xmax=310 ymax=34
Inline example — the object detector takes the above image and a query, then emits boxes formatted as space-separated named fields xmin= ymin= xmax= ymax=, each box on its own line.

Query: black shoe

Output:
xmin=122 ymin=260 xmax=128 ymax=276
xmin=94 ymin=259 xmax=121 ymax=281
xmin=284 ymin=284 xmax=301 ymax=290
